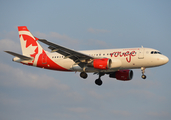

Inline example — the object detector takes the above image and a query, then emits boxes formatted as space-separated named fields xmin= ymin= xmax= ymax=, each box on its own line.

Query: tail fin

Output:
xmin=18 ymin=26 xmax=44 ymax=58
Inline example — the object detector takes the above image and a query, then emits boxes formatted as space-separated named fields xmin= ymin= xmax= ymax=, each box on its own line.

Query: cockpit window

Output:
xmin=151 ymin=51 xmax=162 ymax=54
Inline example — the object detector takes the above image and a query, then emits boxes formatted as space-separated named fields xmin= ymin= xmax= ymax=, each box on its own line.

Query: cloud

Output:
xmin=132 ymin=79 xmax=160 ymax=89
xmin=34 ymin=31 xmax=80 ymax=48
xmin=0 ymin=62 xmax=69 ymax=90
xmin=67 ymin=107 xmax=88 ymax=113
xmin=85 ymin=39 xmax=110 ymax=49
xmin=88 ymin=28 xmax=110 ymax=34
xmin=0 ymin=31 xmax=20 ymax=51
xmin=0 ymin=31 xmax=18 ymax=40
xmin=0 ymin=93 xmax=20 ymax=105
xmin=0 ymin=30 xmax=81 ymax=53
xmin=147 ymin=111 xmax=169 ymax=117
xmin=112 ymin=110 xmax=131 ymax=116
xmin=87 ymin=90 xmax=104 ymax=99
xmin=0 ymin=39 xmax=20 ymax=52
xmin=127 ymin=89 xmax=166 ymax=102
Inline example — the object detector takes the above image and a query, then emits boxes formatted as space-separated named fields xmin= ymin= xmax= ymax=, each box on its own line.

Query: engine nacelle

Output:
xmin=89 ymin=58 xmax=112 ymax=70
xmin=109 ymin=70 xmax=133 ymax=81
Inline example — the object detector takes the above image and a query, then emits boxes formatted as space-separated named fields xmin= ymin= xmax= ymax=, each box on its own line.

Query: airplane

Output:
xmin=5 ymin=26 xmax=169 ymax=86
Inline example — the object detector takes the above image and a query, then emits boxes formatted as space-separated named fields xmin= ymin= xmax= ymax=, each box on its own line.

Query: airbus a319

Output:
xmin=5 ymin=26 xmax=169 ymax=86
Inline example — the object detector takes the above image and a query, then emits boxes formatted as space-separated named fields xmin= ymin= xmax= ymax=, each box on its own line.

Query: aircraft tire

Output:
xmin=141 ymin=75 xmax=146 ymax=79
xmin=95 ymin=79 xmax=103 ymax=86
xmin=80 ymin=72 xmax=88 ymax=79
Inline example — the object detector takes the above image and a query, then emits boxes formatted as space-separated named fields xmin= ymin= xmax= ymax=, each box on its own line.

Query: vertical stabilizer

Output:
xmin=18 ymin=26 xmax=44 ymax=58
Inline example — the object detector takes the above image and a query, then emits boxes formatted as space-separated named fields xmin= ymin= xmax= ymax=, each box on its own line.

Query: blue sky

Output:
xmin=0 ymin=0 xmax=171 ymax=120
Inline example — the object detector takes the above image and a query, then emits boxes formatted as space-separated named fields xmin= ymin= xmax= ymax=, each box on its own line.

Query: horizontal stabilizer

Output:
xmin=4 ymin=51 xmax=33 ymax=60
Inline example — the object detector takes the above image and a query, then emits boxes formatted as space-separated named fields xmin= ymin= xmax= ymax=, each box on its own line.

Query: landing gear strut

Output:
xmin=80 ymin=72 xmax=88 ymax=79
xmin=141 ymin=67 xmax=146 ymax=79
xmin=95 ymin=73 xmax=105 ymax=86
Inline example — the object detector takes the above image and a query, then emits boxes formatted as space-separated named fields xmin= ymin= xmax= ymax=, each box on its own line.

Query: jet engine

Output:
xmin=88 ymin=58 xmax=112 ymax=70
xmin=109 ymin=70 xmax=133 ymax=81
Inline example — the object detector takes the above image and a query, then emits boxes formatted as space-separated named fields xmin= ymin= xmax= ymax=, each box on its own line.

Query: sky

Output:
xmin=0 ymin=0 xmax=171 ymax=120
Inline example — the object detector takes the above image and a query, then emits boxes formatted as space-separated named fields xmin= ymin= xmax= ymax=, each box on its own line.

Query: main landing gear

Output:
xmin=141 ymin=67 xmax=146 ymax=79
xmin=95 ymin=73 xmax=105 ymax=86
xmin=80 ymin=72 xmax=88 ymax=79
xmin=80 ymin=72 xmax=104 ymax=86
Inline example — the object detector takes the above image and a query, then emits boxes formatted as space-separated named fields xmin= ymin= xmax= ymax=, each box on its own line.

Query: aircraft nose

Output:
xmin=161 ymin=55 xmax=169 ymax=65
xmin=164 ymin=56 xmax=169 ymax=63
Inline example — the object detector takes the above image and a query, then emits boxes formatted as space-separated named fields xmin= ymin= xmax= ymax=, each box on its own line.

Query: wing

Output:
xmin=5 ymin=51 xmax=33 ymax=60
xmin=38 ymin=39 xmax=94 ymax=63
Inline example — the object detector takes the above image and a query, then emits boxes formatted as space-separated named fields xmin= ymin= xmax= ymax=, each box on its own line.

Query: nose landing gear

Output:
xmin=141 ymin=67 xmax=146 ymax=79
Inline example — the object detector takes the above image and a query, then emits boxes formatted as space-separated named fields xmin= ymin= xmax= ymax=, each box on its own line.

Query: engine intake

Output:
xmin=109 ymin=70 xmax=133 ymax=81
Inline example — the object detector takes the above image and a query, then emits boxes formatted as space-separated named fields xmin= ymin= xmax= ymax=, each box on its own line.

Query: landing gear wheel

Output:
xmin=95 ymin=79 xmax=103 ymax=86
xmin=80 ymin=72 xmax=88 ymax=79
xmin=141 ymin=75 xmax=146 ymax=79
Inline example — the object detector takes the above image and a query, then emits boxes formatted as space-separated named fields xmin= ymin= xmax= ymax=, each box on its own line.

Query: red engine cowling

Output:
xmin=93 ymin=58 xmax=112 ymax=70
xmin=109 ymin=70 xmax=133 ymax=81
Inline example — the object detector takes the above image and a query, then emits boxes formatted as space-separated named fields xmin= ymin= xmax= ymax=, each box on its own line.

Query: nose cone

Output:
xmin=160 ymin=55 xmax=169 ymax=65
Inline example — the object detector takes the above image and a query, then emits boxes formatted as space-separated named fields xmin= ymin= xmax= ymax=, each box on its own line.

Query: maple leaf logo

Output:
xmin=20 ymin=35 xmax=38 ymax=58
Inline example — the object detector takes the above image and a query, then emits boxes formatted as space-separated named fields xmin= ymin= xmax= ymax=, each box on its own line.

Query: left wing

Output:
xmin=38 ymin=39 xmax=94 ymax=64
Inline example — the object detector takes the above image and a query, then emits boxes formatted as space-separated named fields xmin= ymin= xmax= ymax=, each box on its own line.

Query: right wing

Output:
xmin=5 ymin=51 xmax=33 ymax=60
